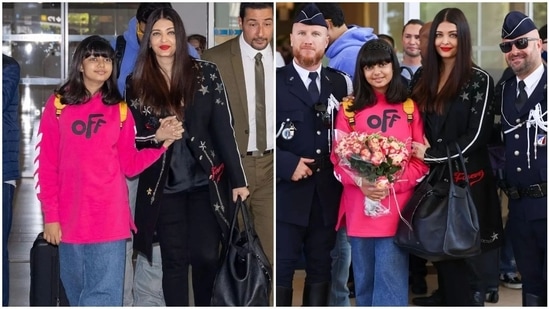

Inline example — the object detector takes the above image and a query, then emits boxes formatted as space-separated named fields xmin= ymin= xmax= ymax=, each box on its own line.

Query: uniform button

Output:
xmin=317 ymin=131 xmax=321 ymax=135
xmin=240 ymin=154 xmax=245 ymax=159
xmin=514 ymin=134 xmax=520 ymax=139
xmin=316 ymin=168 xmax=320 ymax=172
xmin=514 ymin=150 xmax=520 ymax=156
xmin=515 ymin=118 xmax=521 ymax=124
xmin=316 ymin=149 xmax=321 ymax=154
xmin=316 ymin=112 xmax=320 ymax=117
xmin=516 ymin=167 xmax=522 ymax=172
xmin=437 ymin=139 xmax=443 ymax=143
xmin=244 ymin=129 xmax=249 ymax=134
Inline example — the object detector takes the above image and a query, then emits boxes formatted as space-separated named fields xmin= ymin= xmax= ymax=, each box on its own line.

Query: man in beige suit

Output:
xmin=202 ymin=2 xmax=274 ymax=265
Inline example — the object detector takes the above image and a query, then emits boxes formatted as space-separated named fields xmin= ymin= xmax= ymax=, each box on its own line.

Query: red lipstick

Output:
xmin=159 ymin=45 xmax=170 ymax=50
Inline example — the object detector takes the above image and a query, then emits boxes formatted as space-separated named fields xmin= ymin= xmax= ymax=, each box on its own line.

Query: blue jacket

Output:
xmin=2 ymin=54 xmax=21 ymax=182
xmin=111 ymin=17 xmax=200 ymax=95
xmin=325 ymin=25 xmax=377 ymax=78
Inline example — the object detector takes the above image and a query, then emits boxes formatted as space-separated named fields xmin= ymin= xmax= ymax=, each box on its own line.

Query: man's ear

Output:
xmin=325 ymin=19 xmax=334 ymax=30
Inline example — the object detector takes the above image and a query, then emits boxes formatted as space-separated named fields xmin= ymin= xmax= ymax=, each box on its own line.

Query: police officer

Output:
xmin=497 ymin=11 xmax=547 ymax=306
xmin=275 ymin=4 xmax=351 ymax=306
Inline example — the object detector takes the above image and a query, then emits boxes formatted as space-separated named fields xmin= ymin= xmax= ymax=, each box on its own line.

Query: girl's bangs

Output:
xmin=83 ymin=38 xmax=114 ymax=59
xmin=361 ymin=48 xmax=393 ymax=67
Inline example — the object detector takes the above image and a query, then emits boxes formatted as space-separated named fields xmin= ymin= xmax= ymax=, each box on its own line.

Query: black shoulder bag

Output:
xmin=394 ymin=143 xmax=481 ymax=261
xmin=210 ymin=197 xmax=273 ymax=306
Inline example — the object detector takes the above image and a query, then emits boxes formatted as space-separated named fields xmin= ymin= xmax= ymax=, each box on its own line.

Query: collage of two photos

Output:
xmin=3 ymin=1 xmax=547 ymax=307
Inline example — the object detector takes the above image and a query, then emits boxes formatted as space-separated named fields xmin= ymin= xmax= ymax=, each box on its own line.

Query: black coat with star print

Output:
xmin=126 ymin=59 xmax=247 ymax=261
xmin=410 ymin=65 xmax=503 ymax=252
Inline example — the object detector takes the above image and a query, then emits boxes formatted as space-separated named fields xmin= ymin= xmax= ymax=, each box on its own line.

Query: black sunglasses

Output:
xmin=499 ymin=37 xmax=539 ymax=53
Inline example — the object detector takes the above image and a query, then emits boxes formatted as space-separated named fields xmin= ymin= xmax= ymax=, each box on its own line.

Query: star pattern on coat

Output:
xmin=130 ymin=98 xmax=140 ymax=109
xmin=474 ymin=92 xmax=484 ymax=103
xmin=143 ymin=105 xmax=152 ymax=116
xmin=215 ymin=83 xmax=224 ymax=94
xmin=199 ymin=84 xmax=209 ymax=95
xmin=214 ymin=202 xmax=224 ymax=212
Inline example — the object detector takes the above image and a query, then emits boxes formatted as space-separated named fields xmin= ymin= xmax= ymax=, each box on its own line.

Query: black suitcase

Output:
xmin=29 ymin=232 xmax=69 ymax=306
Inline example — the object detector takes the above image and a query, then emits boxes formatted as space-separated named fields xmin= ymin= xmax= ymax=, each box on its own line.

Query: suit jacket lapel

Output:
xmin=230 ymin=37 xmax=249 ymax=120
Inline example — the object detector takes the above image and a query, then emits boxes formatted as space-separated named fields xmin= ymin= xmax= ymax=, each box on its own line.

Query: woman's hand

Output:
xmin=155 ymin=116 xmax=184 ymax=148
xmin=43 ymin=222 xmax=62 ymax=245
xmin=232 ymin=187 xmax=250 ymax=202
xmin=412 ymin=136 xmax=430 ymax=161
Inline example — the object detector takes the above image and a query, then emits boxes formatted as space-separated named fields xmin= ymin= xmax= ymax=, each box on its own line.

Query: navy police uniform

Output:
xmin=275 ymin=3 xmax=351 ymax=306
xmin=498 ymin=11 xmax=547 ymax=306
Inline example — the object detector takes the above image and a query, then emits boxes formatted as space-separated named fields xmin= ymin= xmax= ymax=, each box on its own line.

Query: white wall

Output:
xmin=172 ymin=2 xmax=208 ymax=38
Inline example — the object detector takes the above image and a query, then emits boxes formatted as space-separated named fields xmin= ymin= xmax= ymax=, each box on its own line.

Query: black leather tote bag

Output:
xmin=394 ymin=143 xmax=481 ymax=261
xmin=211 ymin=197 xmax=272 ymax=306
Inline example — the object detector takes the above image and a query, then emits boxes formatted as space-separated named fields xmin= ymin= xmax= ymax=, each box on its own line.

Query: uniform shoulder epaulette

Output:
xmin=325 ymin=66 xmax=351 ymax=78
xmin=325 ymin=67 xmax=353 ymax=94
xmin=54 ymin=94 xmax=127 ymax=127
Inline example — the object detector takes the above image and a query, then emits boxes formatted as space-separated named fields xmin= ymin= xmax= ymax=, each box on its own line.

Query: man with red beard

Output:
xmin=275 ymin=3 xmax=351 ymax=306
xmin=497 ymin=11 xmax=547 ymax=306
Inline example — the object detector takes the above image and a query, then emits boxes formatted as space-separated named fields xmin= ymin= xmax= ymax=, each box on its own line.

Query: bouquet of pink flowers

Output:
xmin=334 ymin=130 xmax=410 ymax=217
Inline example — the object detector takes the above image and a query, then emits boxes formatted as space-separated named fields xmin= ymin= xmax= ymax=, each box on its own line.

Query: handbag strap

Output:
xmin=228 ymin=197 xmax=255 ymax=242
xmin=445 ymin=143 xmax=471 ymax=188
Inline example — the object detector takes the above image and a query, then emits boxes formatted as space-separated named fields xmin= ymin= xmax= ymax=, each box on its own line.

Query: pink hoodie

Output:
xmin=35 ymin=93 xmax=166 ymax=244
xmin=331 ymin=93 xmax=429 ymax=237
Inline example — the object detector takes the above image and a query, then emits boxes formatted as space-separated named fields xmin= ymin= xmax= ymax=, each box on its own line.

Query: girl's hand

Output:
xmin=43 ymin=222 xmax=62 ymax=245
xmin=359 ymin=180 xmax=389 ymax=201
xmin=232 ymin=187 xmax=250 ymax=202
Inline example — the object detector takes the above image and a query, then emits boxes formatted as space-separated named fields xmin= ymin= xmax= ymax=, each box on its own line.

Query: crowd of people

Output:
xmin=1 ymin=1 xmax=546 ymax=307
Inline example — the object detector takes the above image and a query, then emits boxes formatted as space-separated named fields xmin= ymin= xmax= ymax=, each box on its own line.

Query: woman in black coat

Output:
xmin=125 ymin=7 xmax=249 ymax=306
xmin=409 ymin=8 xmax=503 ymax=306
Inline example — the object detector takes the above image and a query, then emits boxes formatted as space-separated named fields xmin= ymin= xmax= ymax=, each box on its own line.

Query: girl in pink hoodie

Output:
xmin=35 ymin=35 xmax=183 ymax=306
xmin=331 ymin=39 xmax=429 ymax=306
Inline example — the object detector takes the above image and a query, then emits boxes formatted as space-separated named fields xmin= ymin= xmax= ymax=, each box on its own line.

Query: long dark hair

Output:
xmin=56 ymin=35 xmax=122 ymax=105
xmin=411 ymin=8 xmax=473 ymax=114
xmin=350 ymin=39 xmax=408 ymax=112
xmin=131 ymin=7 xmax=197 ymax=120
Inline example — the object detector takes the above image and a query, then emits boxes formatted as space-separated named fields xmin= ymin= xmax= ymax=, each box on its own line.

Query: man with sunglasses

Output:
xmin=111 ymin=3 xmax=200 ymax=307
xmin=496 ymin=11 xmax=547 ymax=307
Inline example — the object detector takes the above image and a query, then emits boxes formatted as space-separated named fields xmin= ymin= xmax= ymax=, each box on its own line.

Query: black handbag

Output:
xmin=210 ymin=197 xmax=273 ymax=306
xmin=394 ymin=143 xmax=481 ymax=261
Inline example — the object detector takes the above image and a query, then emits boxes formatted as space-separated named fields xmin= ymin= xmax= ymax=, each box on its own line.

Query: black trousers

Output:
xmin=276 ymin=194 xmax=336 ymax=288
xmin=466 ymin=248 xmax=500 ymax=293
xmin=433 ymin=258 xmax=475 ymax=305
xmin=156 ymin=187 xmax=221 ymax=306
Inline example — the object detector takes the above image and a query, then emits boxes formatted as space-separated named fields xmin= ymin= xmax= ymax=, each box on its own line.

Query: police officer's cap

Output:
xmin=294 ymin=4 xmax=327 ymax=28
xmin=501 ymin=11 xmax=537 ymax=39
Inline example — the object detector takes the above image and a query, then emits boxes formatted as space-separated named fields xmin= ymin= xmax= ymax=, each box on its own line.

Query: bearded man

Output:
xmin=275 ymin=3 xmax=351 ymax=306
